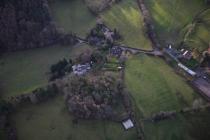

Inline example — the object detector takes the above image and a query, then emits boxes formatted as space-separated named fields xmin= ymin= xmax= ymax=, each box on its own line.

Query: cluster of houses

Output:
xmin=164 ymin=45 xmax=197 ymax=76
xmin=164 ymin=45 xmax=194 ymax=61
xmin=110 ymin=46 xmax=123 ymax=57
xmin=88 ymin=24 xmax=116 ymax=47
xmin=72 ymin=63 xmax=91 ymax=76
xmin=164 ymin=45 xmax=210 ymax=100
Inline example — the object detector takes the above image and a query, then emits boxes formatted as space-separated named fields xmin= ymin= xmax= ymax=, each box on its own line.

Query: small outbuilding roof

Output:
xmin=122 ymin=119 xmax=134 ymax=130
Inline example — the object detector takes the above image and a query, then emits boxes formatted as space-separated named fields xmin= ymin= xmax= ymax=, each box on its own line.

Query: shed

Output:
xmin=122 ymin=119 xmax=134 ymax=130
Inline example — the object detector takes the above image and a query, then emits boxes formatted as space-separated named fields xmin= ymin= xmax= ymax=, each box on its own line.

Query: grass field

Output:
xmin=12 ymin=96 xmax=137 ymax=140
xmin=145 ymin=0 xmax=210 ymax=52
xmin=125 ymin=55 xmax=200 ymax=117
xmin=125 ymin=55 xmax=210 ymax=140
xmin=144 ymin=112 xmax=210 ymax=140
xmin=101 ymin=0 xmax=153 ymax=50
xmin=49 ymin=0 xmax=96 ymax=37
xmin=0 ymin=44 xmax=92 ymax=99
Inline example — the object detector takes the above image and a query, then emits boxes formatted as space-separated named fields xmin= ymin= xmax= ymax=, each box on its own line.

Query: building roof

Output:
xmin=178 ymin=63 xmax=196 ymax=76
xmin=122 ymin=119 xmax=134 ymax=130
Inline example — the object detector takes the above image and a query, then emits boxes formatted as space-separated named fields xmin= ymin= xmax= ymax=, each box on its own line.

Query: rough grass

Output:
xmin=145 ymin=0 xmax=210 ymax=52
xmin=0 ymin=44 xmax=92 ymax=99
xmin=101 ymin=0 xmax=152 ymax=50
xmin=185 ymin=17 xmax=210 ymax=52
xmin=12 ymin=96 xmax=137 ymax=140
xmin=49 ymin=0 xmax=96 ymax=37
xmin=144 ymin=111 xmax=210 ymax=140
xmin=125 ymin=54 xmax=210 ymax=140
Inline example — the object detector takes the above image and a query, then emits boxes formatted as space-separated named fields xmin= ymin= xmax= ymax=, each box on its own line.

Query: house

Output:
xmin=122 ymin=119 xmax=134 ymax=130
xmin=72 ymin=63 xmax=91 ymax=76
xmin=104 ymin=30 xmax=114 ymax=42
xmin=182 ymin=50 xmax=192 ymax=60
xmin=110 ymin=46 xmax=123 ymax=57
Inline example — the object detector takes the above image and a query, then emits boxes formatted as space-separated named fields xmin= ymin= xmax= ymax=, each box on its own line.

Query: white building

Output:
xmin=122 ymin=119 xmax=134 ymax=130
xmin=178 ymin=63 xmax=196 ymax=76
xmin=72 ymin=63 xmax=91 ymax=76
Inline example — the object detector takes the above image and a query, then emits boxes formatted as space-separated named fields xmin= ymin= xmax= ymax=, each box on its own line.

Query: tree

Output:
xmin=49 ymin=58 xmax=73 ymax=81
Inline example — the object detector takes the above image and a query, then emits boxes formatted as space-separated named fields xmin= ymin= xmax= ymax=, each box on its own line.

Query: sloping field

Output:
xmin=125 ymin=55 xmax=210 ymax=140
xmin=0 ymin=45 xmax=92 ymax=99
xmin=101 ymin=0 xmax=153 ymax=50
xmin=185 ymin=10 xmax=210 ymax=52
xmin=49 ymin=0 xmax=96 ymax=37
xmin=145 ymin=0 xmax=210 ymax=52
xmin=125 ymin=55 xmax=199 ymax=117
xmin=12 ymin=96 xmax=137 ymax=140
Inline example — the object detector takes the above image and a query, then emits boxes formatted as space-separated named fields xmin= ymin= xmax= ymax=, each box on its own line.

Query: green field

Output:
xmin=49 ymin=0 xmax=96 ymax=37
xmin=12 ymin=96 xmax=137 ymax=140
xmin=0 ymin=44 xmax=91 ymax=99
xmin=125 ymin=55 xmax=210 ymax=140
xmin=145 ymin=0 xmax=210 ymax=52
xmin=125 ymin=55 xmax=199 ymax=117
xmin=144 ymin=112 xmax=210 ymax=140
xmin=101 ymin=0 xmax=152 ymax=50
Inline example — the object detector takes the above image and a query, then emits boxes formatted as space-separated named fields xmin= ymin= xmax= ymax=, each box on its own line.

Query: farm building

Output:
xmin=178 ymin=63 xmax=196 ymax=76
xmin=72 ymin=63 xmax=91 ymax=76
xmin=122 ymin=119 xmax=134 ymax=130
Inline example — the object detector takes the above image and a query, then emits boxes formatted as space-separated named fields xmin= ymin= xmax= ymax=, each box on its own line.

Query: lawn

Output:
xmin=12 ymin=96 xmax=137 ymax=140
xmin=125 ymin=54 xmax=210 ymax=140
xmin=49 ymin=0 xmax=96 ymax=37
xmin=0 ymin=44 xmax=92 ymax=99
xmin=101 ymin=0 xmax=153 ymax=50
xmin=145 ymin=0 xmax=210 ymax=52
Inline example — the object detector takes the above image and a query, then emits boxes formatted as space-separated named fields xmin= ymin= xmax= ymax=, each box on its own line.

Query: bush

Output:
xmin=49 ymin=58 xmax=73 ymax=81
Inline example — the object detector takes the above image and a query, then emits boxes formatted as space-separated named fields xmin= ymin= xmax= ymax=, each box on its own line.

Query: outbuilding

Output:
xmin=122 ymin=119 xmax=134 ymax=130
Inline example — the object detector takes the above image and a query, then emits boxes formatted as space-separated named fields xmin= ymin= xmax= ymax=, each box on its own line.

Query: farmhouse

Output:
xmin=104 ymin=30 xmax=114 ymax=42
xmin=110 ymin=46 xmax=123 ymax=57
xmin=182 ymin=50 xmax=192 ymax=60
xmin=72 ymin=63 xmax=91 ymax=76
